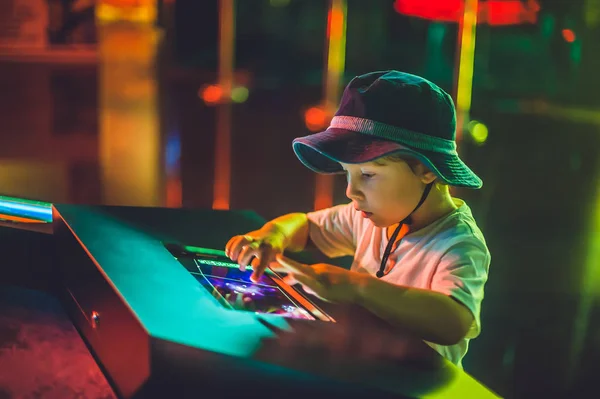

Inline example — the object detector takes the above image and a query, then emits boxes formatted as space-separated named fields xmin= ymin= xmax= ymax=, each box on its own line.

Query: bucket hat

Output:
xmin=292 ymin=70 xmax=483 ymax=189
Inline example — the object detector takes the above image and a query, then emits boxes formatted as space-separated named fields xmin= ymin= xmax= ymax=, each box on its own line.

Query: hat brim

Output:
xmin=292 ymin=128 xmax=483 ymax=189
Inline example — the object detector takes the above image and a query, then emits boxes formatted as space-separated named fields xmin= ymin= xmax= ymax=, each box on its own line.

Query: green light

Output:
xmin=231 ymin=86 xmax=249 ymax=103
xmin=183 ymin=246 xmax=226 ymax=257
xmin=469 ymin=120 xmax=489 ymax=145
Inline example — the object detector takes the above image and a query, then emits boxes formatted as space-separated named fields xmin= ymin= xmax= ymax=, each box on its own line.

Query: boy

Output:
xmin=225 ymin=70 xmax=490 ymax=367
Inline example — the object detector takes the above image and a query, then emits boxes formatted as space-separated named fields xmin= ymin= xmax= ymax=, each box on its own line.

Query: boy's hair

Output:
xmin=377 ymin=154 xmax=450 ymax=190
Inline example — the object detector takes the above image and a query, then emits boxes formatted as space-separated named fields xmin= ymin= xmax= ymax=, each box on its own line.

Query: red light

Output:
xmin=486 ymin=1 xmax=523 ymax=25
xmin=200 ymin=85 xmax=223 ymax=104
xmin=393 ymin=0 xmax=462 ymax=22
xmin=562 ymin=29 xmax=576 ymax=43
xmin=166 ymin=179 xmax=182 ymax=208
xmin=304 ymin=107 xmax=328 ymax=131
xmin=393 ymin=0 xmax=540 ymax=26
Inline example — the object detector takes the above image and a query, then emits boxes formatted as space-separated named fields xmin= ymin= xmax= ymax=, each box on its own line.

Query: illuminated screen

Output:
xmin=191 ymin=257 xmax=315 ymax=320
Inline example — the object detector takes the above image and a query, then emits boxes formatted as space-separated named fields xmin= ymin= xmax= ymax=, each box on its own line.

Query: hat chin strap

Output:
xmin=401 ymin=181 xmax=434 ymax=226
xmin=376 ymin=181 xmax=434 ymax=278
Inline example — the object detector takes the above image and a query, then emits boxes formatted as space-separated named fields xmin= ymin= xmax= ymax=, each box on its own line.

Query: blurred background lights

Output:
xmin=562 ymin=28 xmax=576 ymax=42
xmin=468 ymin=120 xmax=489 ymax=145
xmin=304 ymin=107 xmax=329 ymax=132
xmin=230 ymin=86 xmax=249 ymax=103
xmin=200 ymin=84 xmax=224 ymax=105
xmin=199 ymin=85 xmax=249 ymax=105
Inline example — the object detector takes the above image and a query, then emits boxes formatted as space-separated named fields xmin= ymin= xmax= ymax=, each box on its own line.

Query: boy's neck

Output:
xmin=387 ymin=187 xmax=458 ymax=239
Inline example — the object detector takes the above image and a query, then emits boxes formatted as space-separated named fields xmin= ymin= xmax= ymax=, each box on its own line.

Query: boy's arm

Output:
xmin=263 ymin=213 xmax=310 ymax=252
xmin=356 ymin=241 xmax=488 ymax=346
xmin=355 ymin=277 xmax=474 ymax=346
xmin=276 ymin=240 xmax=488 ymax=346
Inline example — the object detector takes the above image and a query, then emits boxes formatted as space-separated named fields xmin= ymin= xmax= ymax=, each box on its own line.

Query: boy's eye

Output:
xmin=362 ymin=173 xmax=374 ymax=178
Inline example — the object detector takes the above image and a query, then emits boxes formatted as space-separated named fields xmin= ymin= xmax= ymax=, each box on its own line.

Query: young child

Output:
xmin=225 ymin=70 xmax=490 ymax=367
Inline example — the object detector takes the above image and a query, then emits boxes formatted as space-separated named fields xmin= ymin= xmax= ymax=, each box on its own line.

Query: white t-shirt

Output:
xmin=306 ymin=198 xmax=491 ymax=367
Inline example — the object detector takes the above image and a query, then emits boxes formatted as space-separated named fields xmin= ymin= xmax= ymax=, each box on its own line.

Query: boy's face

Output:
xmin=341 ymin=158 xmax=432 ymax=228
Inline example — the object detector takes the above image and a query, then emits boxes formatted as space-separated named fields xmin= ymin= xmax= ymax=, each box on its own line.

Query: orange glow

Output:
xmin=328 ymin=9 xmax=345 ymax=40
xmin=304 ymin=107 xmax=329 ymax=131
xmin=102 ymin=0 xmax=144 ymax=5
xmin=562 ymin=29 xmax=576 ymax=42
xmin=324 ymin=0 xmax=347 ymax=110
xmin=212 ymin=0 xmax=236 ymax=210
xmin=99 ymin=24 xmax=162 ymax=207
xmin=166 ymin=179 xmax=182 ymax=208
xmin=0 ymin=214 xmax=46 ymax=223
xmin=314 ymin=0 xmax=347 ymax=212
xmin=314 ymin=175 xmax=334 ymax=210
xmin=201 ymin=85 xmax=224 ymax=104
xmin=314 ymin=0 xmax=348 ymax=214
xmin=212 ymin=105 xmax=232 ymax=211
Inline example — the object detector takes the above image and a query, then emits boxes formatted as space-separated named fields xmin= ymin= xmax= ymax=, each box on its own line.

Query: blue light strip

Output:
xmin=0 ymin=196 xmax=53 ymax=222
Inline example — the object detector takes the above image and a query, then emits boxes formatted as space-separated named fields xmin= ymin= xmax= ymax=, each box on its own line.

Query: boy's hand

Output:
xmin=275 ymin=254 xmax=366 ymax=304
xmin=225 ymin=225 xmax=287 ymax=282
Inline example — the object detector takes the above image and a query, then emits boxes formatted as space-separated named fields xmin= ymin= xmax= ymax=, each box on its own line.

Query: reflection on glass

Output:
xmin=192 ymin=259 xmax=315 ymax=320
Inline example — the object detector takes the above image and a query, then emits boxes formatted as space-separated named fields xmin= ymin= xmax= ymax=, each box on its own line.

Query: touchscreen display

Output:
xmin=191 ymin=256 xmax=315 ymax=320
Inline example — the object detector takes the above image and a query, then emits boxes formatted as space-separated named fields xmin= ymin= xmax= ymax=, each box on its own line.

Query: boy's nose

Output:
xmin=346 ymin=183 xmax=363 ymax=201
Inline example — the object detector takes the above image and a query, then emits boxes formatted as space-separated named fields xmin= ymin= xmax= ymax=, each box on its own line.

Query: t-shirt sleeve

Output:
xmin=430 ymin=239 xmax=490 ymax=338
xmin=306 ymin=203 xmax=356 ymax=258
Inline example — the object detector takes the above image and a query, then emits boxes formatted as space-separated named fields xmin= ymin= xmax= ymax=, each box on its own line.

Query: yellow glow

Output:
xmin=456 ymin=0 xmax=478 ymax=112
xmin=0 ymin=162 xmax=68 ymax=202
xmin=98 ymin=24 xmax=162 ymax=206
xmin=568 ymin=164 xmax=600 ymax=382
xmin=455 ymin=0 xmax=479 ymax=139
xmin=523 ymin=101 xmax=600 ymax=125
xmin=469 ymin=121 xmax=488 ymax=144
xmin=584 ymin=0 xmax=600 ymax=28
xmin=586 ymin=182 xmax=600 ymax=295
xmin=96 ymin=1 xmax=157 ymax=23
xmin=421 ymin=363 xmax=501 ymax=398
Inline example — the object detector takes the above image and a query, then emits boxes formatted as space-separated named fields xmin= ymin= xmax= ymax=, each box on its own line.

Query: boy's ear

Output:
xmin=415 ymin=164 xmax=437 ymax=184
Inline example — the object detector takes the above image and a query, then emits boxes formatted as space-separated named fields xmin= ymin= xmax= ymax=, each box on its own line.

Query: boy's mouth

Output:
xmin=355 ymin=207 xmax=373 ymax=218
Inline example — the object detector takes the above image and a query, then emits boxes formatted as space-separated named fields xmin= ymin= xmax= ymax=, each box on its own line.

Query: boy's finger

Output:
xmin=250 ymin=257 xmax=261 ymax=270
xmin=227 ymin=236 xmax=247 ymax=261
xmin=275 ymin=255 xmax=315 ymax=277
xmin=225 ymin=235 xmax=238 ymax=256
xmin=250 ymin=259 xmax=291 ymax=283
xmin=250 ymin=252 xmax=272 ymax=282
xmin=226 ymin=235 xmax=245 ymax=256
xmin=238 ymin=245 xmax=258 ymax=271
